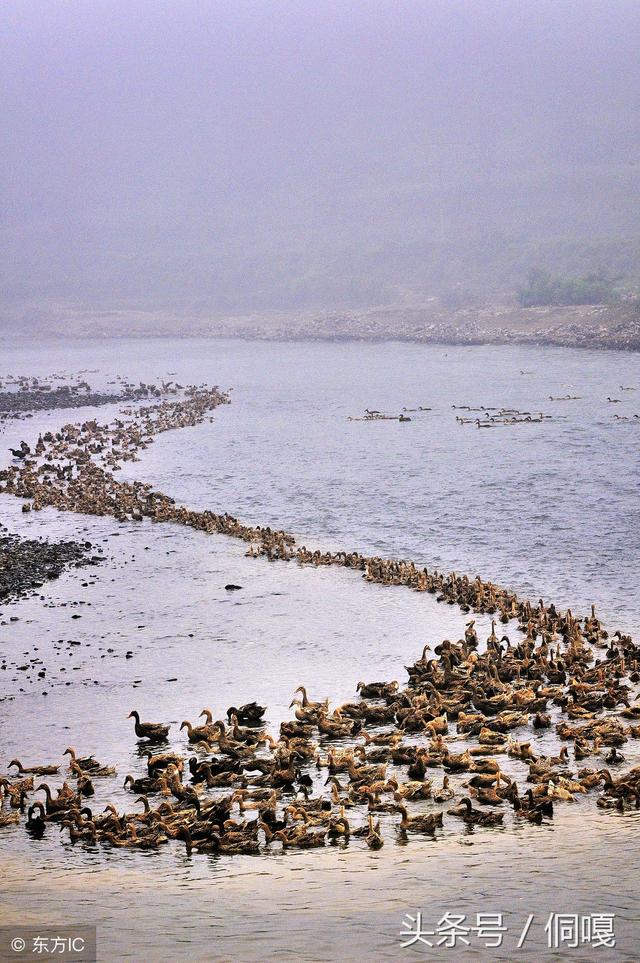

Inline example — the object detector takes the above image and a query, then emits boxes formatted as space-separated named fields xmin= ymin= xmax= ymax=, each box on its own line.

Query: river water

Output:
xmin=0 ymin=338 xmax=638 ymax=962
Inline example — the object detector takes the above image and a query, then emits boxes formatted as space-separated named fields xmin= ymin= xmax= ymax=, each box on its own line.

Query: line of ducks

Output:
xmin=0 ymin=381 xmax=636 ymax=654
xmin=348 ymin=405 xmax=555 ymax=427
xmin=347 ymin=409 xmax=413 ymax=422
xmin=456 ymin=408 xmax=555 ymax=428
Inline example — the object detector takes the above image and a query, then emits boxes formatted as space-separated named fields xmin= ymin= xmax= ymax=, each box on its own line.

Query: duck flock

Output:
xmin=1 ymin=381 xmax=640 ymax=857
xmin=348 ymin=392 xmax=639 ymax=428
xmin=0 ymin=372 xmax=181 ymax=424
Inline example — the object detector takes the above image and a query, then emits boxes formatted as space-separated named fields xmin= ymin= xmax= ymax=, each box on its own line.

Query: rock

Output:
xmin=0 ymin=526 xmax=101 ymax=604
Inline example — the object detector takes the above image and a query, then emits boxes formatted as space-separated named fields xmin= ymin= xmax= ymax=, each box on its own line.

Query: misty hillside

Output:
xmin=2 ymin=0 xmax=640 ymax=326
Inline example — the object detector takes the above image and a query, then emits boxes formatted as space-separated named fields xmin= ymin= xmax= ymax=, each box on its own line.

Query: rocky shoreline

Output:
xmin=0 ymin=527 xmax=102 ymax=604
xmin=8 ymin=300 xmax=640 ymax=351
xmin=199 ymin=302 xmax=640 ymax=351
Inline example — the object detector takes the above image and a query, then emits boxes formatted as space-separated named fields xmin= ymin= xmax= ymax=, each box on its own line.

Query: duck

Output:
xmin=356 ymin=681 xmax=399 ymax=699
xmin=407 ymin=750 xmax=441 ymax=779
xmin=513 ymin=797 xmax=544 ymax=823
xmin=605 ymin=747 xmax=625 ymax=765
xmin=180 ymin=720 xmax=217 ymax=744
xmin=317 ymin=712 xmax=357 ymax=740
xmin=25 ymin=802 xmax=47 ymax=837
xmin=128 ymin=711 xmax=170 ymax=741
xmin=574 ymin=738 xmax=595 ymax=760
xmin=394 ymin=804 xmax=443 ymax=834
xmin=433 ymin=776 xmax=455 ymax=802
xmin=546 ymin=781 xmax=576 ymax=802
xmin=275 ymin=827 xmax=326 ymax=848
xmin=76 ymin=773 xmax=95 ymax=797
xmin=326 ymin=807 xmax=351 ymax=840
xmin=61 ymin=816 xmax=99 ymax=844
xmin=70 ymin=760 xmax=116 ymax=779
xmin=347 ymin=758 xmax=387 ymax=785
xmin=532 ymin=713 xmax=551 ymax=729
xmin=227 ymin=715 xmax=263 ymax=745
xmin=388 ymin=776 xmax=432 ymax=801
xmin=469 ymin=773 xmax=507 ymax=805
xmin=35 ymin=782 xmax=80 ymax=816
xmin=144 ymin=751 xmax=185 ymax=776
xmin=442 ymin=749 xmax=472 ymax=772
xmin=470 ymin=757 xmax=501 ymax=774
xmin=478 ymin=726 xmax=508 ymax=746
xmin=293 ymin=687 xmax=328 ymax=713
xmin=8 ymin=759 xmax=59 ymax=776
xmin=597 ymin=769 xmax=640 ymax=803
xmin=538 ymin=746 xmax=570 ymax=769
xmin=447 ymin=797 xmax=504 ymax=826
xmin=507 ymin=740 xmax=537 ymax=761
xmin=325 ymin=776 xmax=361 ymax=808
xmin=226 ymin=702 xmax=266 ymax=725
xmin=2 ymin=783 xmax=30 ymax=810
xmin=63 ymin=748 xmax=101 ymax=772
xmin=123 ymin=774 xmax=162 ymax=794
xmin=365 ymin=813 xmax=383 ymax=849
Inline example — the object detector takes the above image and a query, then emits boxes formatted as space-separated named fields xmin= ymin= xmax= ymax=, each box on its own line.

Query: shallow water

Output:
xmin=0 ymin=338 xmax=639 ymax=962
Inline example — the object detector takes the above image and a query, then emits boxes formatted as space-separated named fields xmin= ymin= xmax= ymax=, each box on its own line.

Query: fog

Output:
xmin=2 ymin=0 xmax=640 ymax=326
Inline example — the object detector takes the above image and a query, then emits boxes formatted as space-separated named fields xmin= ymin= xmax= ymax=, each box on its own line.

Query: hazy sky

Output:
xmin=2 ymin=1 xmax=639 ymax=315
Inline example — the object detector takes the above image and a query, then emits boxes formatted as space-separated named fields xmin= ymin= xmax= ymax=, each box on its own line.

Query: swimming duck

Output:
xmin=442 ymin=749 xmax=472 ymax=772
xmin=123 ymin=774 xmax=162 ymax=794
xmin=144 ymin=751 xmax=185 ymax=776
xmin=394 ymin=804 xmax=443 ymax=835
xmin=365 ymin=813 xmax=383 ymax=849
xmin=275 ymin=827 xmax=326 ymax=848
xmin=605 ymin=747 xmax=625 ymax=764
xmin=546 ymin=781 xmax=575 ymax=802
xmin=388 ymin=776 xmax=432 ymax=801
xmin=433 ymin=776 xmax=455 ymax=802
xmin=8 ymin=759 xmax=59 ymax=776
xmin=70 ymin=760 xmax=115 ymax=779
xmin=75 ymin=773 xmax=95 ymax=797
xmin=63 ymin=748 xmax=101 ymax=772
xmin=469 ymin=773 xmax=507 ymax=805
xmin=35 ymin=782 xmax=80 ymax=817
xmin=180 ymin=720 xmax=217 ymax=744
xmin=226 ymin=702 xmax=266 ymax=726
xmin=447 ymin=797 xmax=503 ymax=826
xmin=513 ymin=797 xmax=544 ymax=823
xmin=25 ymin=802 xmax=47 ymax=837
xmin=347 ymin=758 xmax=387 ymax=785
xmin=356 ymin=681 xmax=399 ymax=699
xmin=326 ymin=807 xmax=351 ymax=840
xmin=128 ymin=711 xmax=170 ymax=741
xmin=293 ymin=687 xmax=328 ymax=713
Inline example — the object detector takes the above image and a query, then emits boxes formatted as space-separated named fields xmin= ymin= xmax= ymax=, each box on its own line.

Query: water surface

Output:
xmin=0 ymin=338 xmax=638 ymax=962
